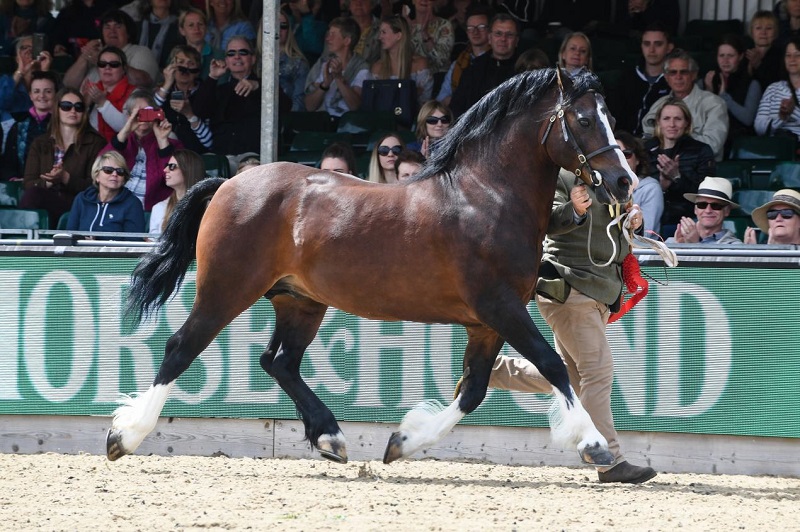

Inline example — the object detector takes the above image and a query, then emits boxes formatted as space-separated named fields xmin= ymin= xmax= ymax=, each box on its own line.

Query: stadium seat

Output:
xmin=684 ymin=19 xmax=744 ymax=49
xmin=281 ymin=111 xmax=336 ymax=154
xmin=0 ymin=181 xmax=23 ymax=206
xmin=715 ymin=160 xmax=751 ymax=190
xmin=731 ymin=189 xmax=774 ymax=217
xmin=202 ymin=152 xmax=231 ymax=179
xmin=729 ymin=135 xmax=797 ymax=161
xmin=337 ymin=111 xmax=398 ymax=149
xmin=57 ymin=212 xmax=69 ymax=230
xmin=768 ymin=161 xmax=800 ymax=190
xmin=290 ymin=131 xmax=352 ymax=152
xmin=0 ymin=208 xmax=49 ymax=233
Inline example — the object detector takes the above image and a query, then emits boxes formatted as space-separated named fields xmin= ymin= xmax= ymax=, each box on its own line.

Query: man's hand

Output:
xmin=570 ymin=183 xmax=592 ymax=216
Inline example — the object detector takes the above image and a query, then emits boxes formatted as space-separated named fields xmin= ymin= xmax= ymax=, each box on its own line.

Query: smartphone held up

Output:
xmin=137 ymin=107 xmax=165 ymax=122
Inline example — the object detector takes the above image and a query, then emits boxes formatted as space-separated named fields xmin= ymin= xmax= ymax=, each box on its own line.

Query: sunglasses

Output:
xmin=695 ymin=201 xmax=726 ymax=211
xmin=377 ymin=145 xmax=402 ymax=156
xmin=97 ymin=60 xmax=122 ymax=69
xmin=177 ymin=65 xmax=201 ymax=74
xmin=665 ymin=68 xmax=691 ymax=76
xmin=226 ymin=49 xmax=252 ymax=57
xmin=101 ymin=166 xmax=127 ymax=176
xmin=767 ymin=208 xmax=797 ymax=220
xmin=165 ymin=162 xmax=179 ymax=171
xmin=425 ymin=116 xmax=451 ymax=125
xmin=622 ymin=149 xmax=634 ymax=159
xmin=59 ymin=101 xmax=86 ymax=112
xmin=279 ymin=23 xmax=290 ymax=29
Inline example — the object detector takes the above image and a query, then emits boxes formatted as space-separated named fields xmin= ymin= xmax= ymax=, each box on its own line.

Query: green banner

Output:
xmin=1 ymin=255 xmax=798 ymax=439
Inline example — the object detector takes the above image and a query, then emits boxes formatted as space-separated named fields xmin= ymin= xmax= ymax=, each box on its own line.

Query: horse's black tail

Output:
xmin=126 ymin=177 xmax=227 ymax=325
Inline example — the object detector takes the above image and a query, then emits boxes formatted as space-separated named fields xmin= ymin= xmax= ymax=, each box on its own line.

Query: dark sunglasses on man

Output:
xmin=767 ymin=208 xmax=797 ymax=220
xmin=226 ymin=49 xmax=252 ymax=57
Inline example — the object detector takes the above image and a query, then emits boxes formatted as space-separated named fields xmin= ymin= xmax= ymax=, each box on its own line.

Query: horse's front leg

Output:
xmin=383 ymin=326 xmax=503 ymax=463
xmin=479 ymin=297 xmax=613 ymax=466
xmin=260 ymin=297 xmax=347 ymax=462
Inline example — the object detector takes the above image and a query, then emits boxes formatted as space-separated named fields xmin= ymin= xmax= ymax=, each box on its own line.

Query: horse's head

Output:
xmin=540 ymin=69 xmax=638 ymax=205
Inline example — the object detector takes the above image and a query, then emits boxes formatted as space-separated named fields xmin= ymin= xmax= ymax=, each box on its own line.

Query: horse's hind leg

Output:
xmin=260 ymin=295 xmax=347 ymax=463
xmin=384 ymin=326 xmax=503 ymax=463
xmin=107 ymin=280 xmax=267 ymax=461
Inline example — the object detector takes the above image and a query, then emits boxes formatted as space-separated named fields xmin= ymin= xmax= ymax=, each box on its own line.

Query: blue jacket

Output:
xmin=67 ymin=186 xmax=145 ymax=238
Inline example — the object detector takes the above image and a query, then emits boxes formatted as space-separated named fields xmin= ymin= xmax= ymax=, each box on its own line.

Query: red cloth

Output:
xmin=96 ymin=77 xmax=136 ymax=142
xmin=608 ymin=253 xmax=648 ymax=324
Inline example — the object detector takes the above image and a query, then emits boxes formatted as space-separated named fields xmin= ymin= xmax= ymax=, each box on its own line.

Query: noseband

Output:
xmin=539 ymin=70 xmax=621 ymax=188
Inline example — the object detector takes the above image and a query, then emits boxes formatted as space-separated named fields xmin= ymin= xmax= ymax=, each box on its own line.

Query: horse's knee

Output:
xmin=262 ymin=350 xmax=298 ymax=382
xmin=259 ymin=349 xmax=277 ymax=375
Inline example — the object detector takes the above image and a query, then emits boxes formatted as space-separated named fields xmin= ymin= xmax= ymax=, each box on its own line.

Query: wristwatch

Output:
xmin=188 ymin=115 xmax=200 ymax=125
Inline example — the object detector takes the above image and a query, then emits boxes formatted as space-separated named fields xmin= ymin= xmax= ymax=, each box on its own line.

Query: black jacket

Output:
xmin=450 ymin=52 xmax=519 ymax=118
xmin=609 ymin=63 xmax=671 ymax=136
xmin=645 ymin=135 xmax=716 ymax=226
xmin=192 ymin=73 xmax=262 ymax=156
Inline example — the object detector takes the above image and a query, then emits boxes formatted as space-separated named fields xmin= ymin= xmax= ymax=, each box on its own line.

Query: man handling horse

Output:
xmin=485 ymin=169 xmax=657 ymax=484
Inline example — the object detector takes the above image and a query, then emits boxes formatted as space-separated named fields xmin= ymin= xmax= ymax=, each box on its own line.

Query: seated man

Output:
xmin=62 ymin=10 xmax=160 ymax=89
xmin=609 ymin=24 xmax=673 ymax=136
xmin=667 ymin=176 xmax=742 ymax=244
xmin=450 ymin=13 xmax=520 ymax=118
xmin=192 ymin=36 xmax=261 ymax=157
xmin=436 ymin=5 xmax=492 ymax=107
xmin=641 ymin=49 xmax=729 ymax=161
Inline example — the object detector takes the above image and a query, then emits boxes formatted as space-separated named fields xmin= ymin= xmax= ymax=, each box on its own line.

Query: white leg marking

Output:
xmin=595 ymin=97 xmax=639 ymax=191
xmin=548 ymin=386 xmax=607 ymax=452
xmin=396 ymin=399 xmax=465 ymax=459
xmin=111 ymin=383 xmax=175 ymax=454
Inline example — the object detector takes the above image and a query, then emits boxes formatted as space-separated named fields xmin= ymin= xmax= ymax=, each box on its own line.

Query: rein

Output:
xmin=540 ymin=68 xmax=622 ymax=189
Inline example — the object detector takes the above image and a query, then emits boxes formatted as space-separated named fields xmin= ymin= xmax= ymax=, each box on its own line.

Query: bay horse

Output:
xmin=108 ymin=68 xmax=637 ymax=467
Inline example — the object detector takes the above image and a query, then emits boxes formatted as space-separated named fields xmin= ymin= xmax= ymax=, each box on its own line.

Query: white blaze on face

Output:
xmin=595 ymin=97 xmax=639 ymax=192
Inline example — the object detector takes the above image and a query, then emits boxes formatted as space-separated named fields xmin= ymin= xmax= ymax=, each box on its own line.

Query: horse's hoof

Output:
xmin=383 ymin=431 xmax=406 ymax=464
xmin=317 ymin=433 xmax=348 ymax=464
xmin=578 ymin=442 xmax=614 ymax=466
xmin=106 ymin=428 xmax=129 ymax=461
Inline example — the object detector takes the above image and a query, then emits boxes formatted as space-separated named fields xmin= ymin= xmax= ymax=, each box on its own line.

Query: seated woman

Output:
xmin=370 ymin=16 xmax=433 ymax=106
xmin=81 ymin=46 xmax=137 ymax=142
xmin=19 ymin=87 xmax=106 ymax=228
xmin=279 ymin=8 xmax=310 ymax=112
xmin=67 ymin=150 xmax=145 ymax=237
xmin=700 ymin=34 xmax=762 ymax=150
xmin=0 ymin=35 xmax=53 ymax=116
xmin=154 ymin=45 xmax=212 ymax=153
xmin=617 ymin=130 xmax=662 ymax=235
xmin=406 ymin=0 xmax=454 ymax=75
xmin=319 ymin=140 xmax=357 ymax=175
xmin=135 ymin=0 xmax=182 ymax=68
xmin=149 ymin=148 xmax=205 ymax=237
xmin=304 ymin=17 xmax=369 ymax=118
xmin=644 ymin=99 xmax=716 ymax=236
xmin=367 ymin=132 xmax=405 ymax=183
xmin=1 ymin=70 xmax=58 ymax=180
xmin=745 ymin=189 xmax=800 ymax=245
xmin=105 ymin=88 xmax=182 ymax=211
xmin=754 ymin=36 xmax=800 ymax=141
xmin=177 ymin=8 xmax=213 ymax=79
xmin=407 ymin=100 xmax=451 ymax=158
xmin=558 ymin=32 xmax=592 ymax=77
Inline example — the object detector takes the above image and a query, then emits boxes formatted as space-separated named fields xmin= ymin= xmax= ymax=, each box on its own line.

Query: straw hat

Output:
xmin=751 ymin=189 xmax=800 ymax=233
xmin=683 ymin=176 xmax=739 ymax=208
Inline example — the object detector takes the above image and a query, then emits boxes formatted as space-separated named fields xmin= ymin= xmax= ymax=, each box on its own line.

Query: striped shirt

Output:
xmin=754 ymin=80 xmax=800 ymax=138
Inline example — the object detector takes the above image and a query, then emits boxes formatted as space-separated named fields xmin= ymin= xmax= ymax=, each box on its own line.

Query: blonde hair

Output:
xmin=206 ymin=0 xmax=246 ymax=22
xmin=279 ymin=11 xmax=306 ymax=62
xmin=558 ymin=32 xmax=593 ymax=71
xmin=653 ymin=99 xmax=693 ymax=146
xmin=368 ymin=133 xmax=405 ymax=183
xmin=91 ymin=151 xmax=129 ymax=186
xmin=375 ymin=16 xmax=413 ymax=80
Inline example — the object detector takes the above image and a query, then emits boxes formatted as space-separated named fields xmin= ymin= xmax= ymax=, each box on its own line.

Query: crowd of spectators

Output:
xmin=2 ymin=0 xmax=800 ymax=245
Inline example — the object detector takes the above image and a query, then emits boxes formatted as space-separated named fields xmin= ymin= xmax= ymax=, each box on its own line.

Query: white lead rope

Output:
xmin=586 ymin=207 xmax=679 ymax=268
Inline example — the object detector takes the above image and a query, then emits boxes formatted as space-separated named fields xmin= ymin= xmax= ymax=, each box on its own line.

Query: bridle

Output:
xmin=539 ymin=68 xmax=622 ymax=189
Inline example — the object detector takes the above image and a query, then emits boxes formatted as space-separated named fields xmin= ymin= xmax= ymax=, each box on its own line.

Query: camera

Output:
xmin=170 ymin=90 xmax=185 ymax=101
xmin=137 ymin=107 xmax=165 ymax=122
xmin=32 ymin=33 xmax=46 ymax=59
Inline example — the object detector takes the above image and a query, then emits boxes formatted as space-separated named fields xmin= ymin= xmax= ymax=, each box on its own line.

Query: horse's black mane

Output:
xmin=414 ymin=68 xmax=603 ymax=180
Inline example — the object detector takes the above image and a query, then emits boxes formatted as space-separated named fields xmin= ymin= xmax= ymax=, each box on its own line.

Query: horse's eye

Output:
xmin=578 ymin=118 xmax=591 ymax=127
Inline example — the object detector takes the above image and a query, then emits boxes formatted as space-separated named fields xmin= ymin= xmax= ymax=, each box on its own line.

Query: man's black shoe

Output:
xmin=597 ymin=461 xmax=657 ymax=484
